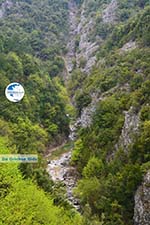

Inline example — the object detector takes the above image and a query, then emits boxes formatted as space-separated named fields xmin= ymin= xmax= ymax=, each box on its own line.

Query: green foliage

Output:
xmin=11 ymin=118 xmax=48 ymax=153
xmin=0 ymin=0 xmax=70 ymax=206
xmin=0 ymin=138 xmax=82 ymax=225
xmin=70 ymin=4 xmax=150 ymax=224
xmin=82 ymin=157 xmax=104 ymax=179
xmin=0 ymin=0 xmax=150 ymax=224
xmin=100 ymin=6 xmax=150 ymax=55
xmin=75 ymin=92 xmax=92 ymax=115
xmin=71 ymin=139 xmax=85 ymax=165
xmin=140 ymin=105 xmax=150 ymax=121
xmin=74 ymin=177 xmax=101 ymax=206
xmin=79 ymin=57 xmax=87 ymax=68
xmin=53 ymin=77 xmax=75 ymax=116
xmin=0 ymin=0 xmax=69 ymax=56
xmin=0 ymin=119 xmax=11 ymax=136
xmin=130 ymin=120 xmax=150 ymax=163
xmin=90 ymin=97 xmax=124 ymax=155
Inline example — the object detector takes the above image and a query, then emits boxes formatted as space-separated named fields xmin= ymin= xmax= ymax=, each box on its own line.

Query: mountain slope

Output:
xmin=66 ymin=1 xmax=150 ymax=225
xmin=0 ymin=137 xmax=82 ymax=225
xmin=0 ymin=1 xmax=81 ymax=224
xmin=0 ymin=0 xmax=150 ymax=225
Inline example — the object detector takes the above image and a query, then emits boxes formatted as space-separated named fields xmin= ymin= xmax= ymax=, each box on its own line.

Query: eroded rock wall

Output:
xmin=134 ymin=171 xmax=150 ymax=225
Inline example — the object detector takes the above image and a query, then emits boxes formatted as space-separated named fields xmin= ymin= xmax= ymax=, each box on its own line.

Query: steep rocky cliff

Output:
xmin=65 ymin=0 xmax=78 ymax=74
xmin=102 ymin=0 xmax=118 ymax=23
xmin=116 ymin=106 xmax=140 ymax=153
xmin=75 ymin=1 xmax=99 ymax=73
xmin=64 ymin=0 xmax=101 ymax=76
xmin=134 ymin=171 xmax=150 ymax=225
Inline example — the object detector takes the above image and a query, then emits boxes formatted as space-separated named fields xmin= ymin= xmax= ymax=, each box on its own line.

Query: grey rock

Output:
xmin=47 ymin=151 xmax=80 ymax=210
xmin=134 ymin=171 xmax=150 ymax=225
xmin=0 ymin=0 xmax=13 ymax=18
xmin=76 ymin=2 xmax=99 ymax=73
xmin=65 ymin=0 xmax=78 ymax=75
xmin=116 ymin=106 xmax=139 ymax=153
xmin=0 ymin=9 xmax=3 ymax=18
xmin=102 ymin=0 xmax=118 ymax=24
xmin=120 ymin=41 xmax=137 ymax=53
xmin=64 ymin=0 xmax=99 ymax=76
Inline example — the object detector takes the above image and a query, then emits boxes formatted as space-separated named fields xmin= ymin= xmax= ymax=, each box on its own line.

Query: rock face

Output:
xmin=0 ymin=9 xmax=3 ymax=18
xmin=64 ymin=0 xmax=99 ymax=76
xmin=134 ymin=171 xmax=150 ymax=225
xmin=0 ymin=0 xmax=13 ymax=18
xmin=120 ymin=41 xmax=137 ymax=53
xmin=64 ymin=0 xmax=119 ymax=75
xmin=74 ymin=84 xmax=128 ymax=130
xmin=102 ymin=0 xmax=118 ymax=24
xmin=65 ymin=0 xmax=78 ymax=74
xmin=116 ymin=106 xmax=140 ymax=152
xmin=76 ymin=1 xmax=99 ymax=74
xmin=79 ymin=92 xmax=99 ymax=128
xmin=68 ymin=92 xmax=100 ymax=140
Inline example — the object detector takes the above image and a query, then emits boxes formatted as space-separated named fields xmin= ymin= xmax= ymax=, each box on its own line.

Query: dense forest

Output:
xmin=0 ymin=0 xmax=150 ymax=225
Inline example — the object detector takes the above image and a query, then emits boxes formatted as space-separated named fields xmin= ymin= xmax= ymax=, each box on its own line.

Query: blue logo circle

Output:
xmin=5 ymin=82 xmax=25 ymax=102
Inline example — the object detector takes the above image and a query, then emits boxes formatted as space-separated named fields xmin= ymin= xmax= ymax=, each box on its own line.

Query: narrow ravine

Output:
xmin=46 ymin=0 xmax=80 ymax=206
xmin=46 ymin=0 xmax=99 ymax=211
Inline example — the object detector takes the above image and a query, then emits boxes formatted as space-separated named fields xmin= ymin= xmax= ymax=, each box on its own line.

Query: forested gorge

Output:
xmin=0 ymin=0 xmax=80 ymax=224
xmin=0 ymin=0 xmax=150 ymax=225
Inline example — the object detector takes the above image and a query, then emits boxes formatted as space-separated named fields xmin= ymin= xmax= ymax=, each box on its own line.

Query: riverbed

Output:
xmin=47 ymin=150 xmax=80 ymax=210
